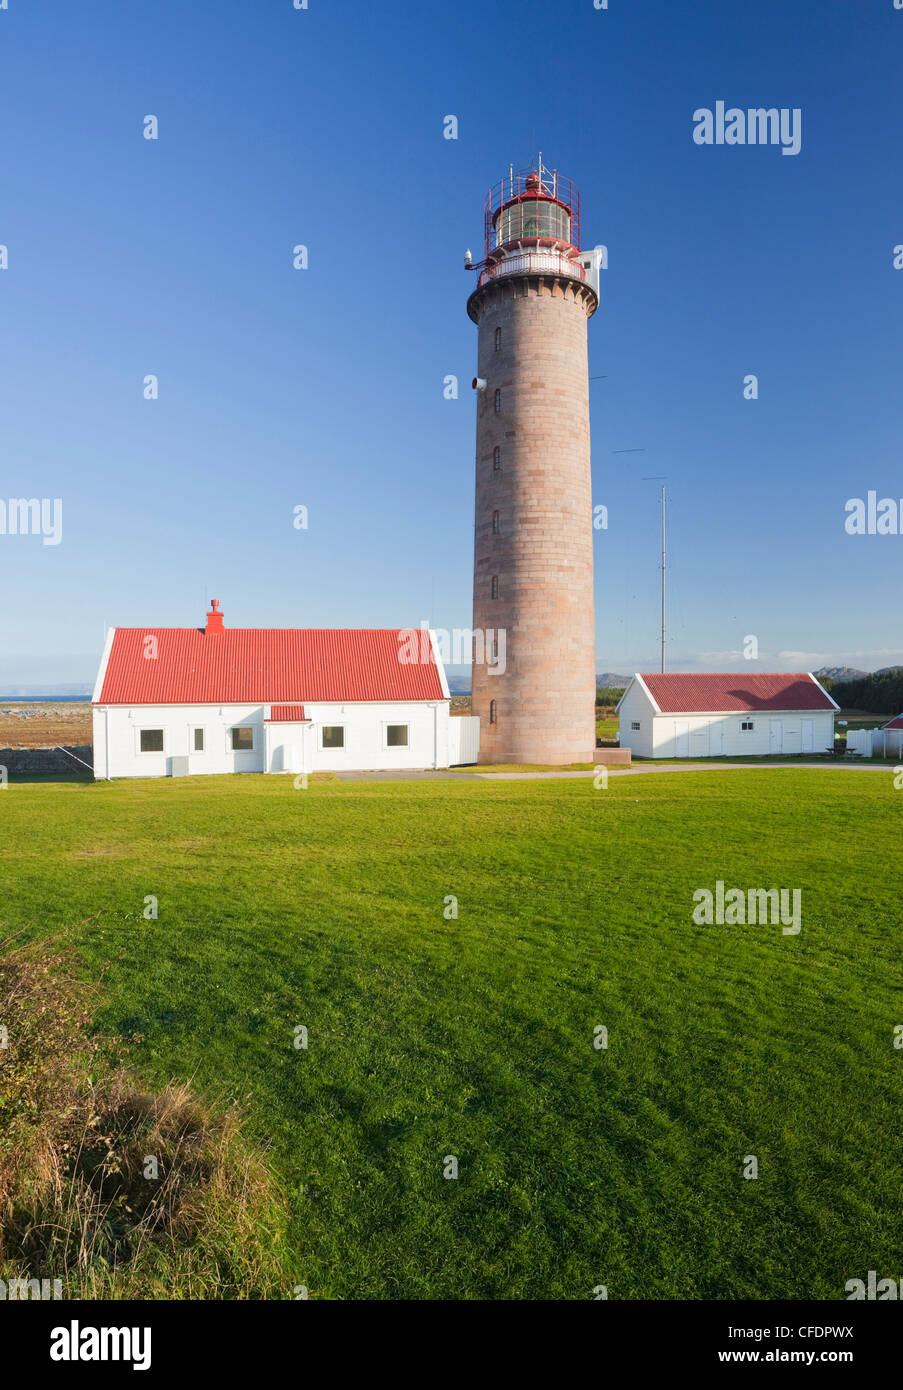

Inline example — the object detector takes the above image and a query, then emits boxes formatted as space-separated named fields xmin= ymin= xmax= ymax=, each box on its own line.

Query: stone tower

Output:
xmin=467 ymin=160 xmax=600 ymax=764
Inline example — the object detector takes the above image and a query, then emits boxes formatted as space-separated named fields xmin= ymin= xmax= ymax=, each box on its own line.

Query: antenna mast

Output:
xmin=660 ymin=484 xmax=666 ymax=673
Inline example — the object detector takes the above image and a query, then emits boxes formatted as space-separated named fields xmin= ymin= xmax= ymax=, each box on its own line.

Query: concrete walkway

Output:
xmin=479 ymin=762 xmax=891 ymax=780
xmin=333 ymin=769 xmax=477 ymax=782
xmin=333 ymin=761 xmax=892 ymax=783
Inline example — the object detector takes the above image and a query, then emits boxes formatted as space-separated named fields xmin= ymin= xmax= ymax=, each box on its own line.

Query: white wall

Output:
xmin=304 ymin=701 xmax=448 ymax=773
xmin=94 ymin=701 xmax=451 ymax=778
xmin=94 ymin=703 xmax=267 ymax=778
xmin=650 ymin=710 xmax=834 ymax=758
xmin=616 ymin=682 xmax=656 ymax=757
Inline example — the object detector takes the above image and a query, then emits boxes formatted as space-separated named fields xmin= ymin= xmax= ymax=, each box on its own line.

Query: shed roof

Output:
xmin=632 ymin=672 xmax=837 ymax=714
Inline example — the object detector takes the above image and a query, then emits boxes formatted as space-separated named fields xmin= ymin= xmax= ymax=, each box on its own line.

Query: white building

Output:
xmin=92 ymin=602 xmax=478 ymax=778
xmin=616 ymin=672 xmax=838 ymax=759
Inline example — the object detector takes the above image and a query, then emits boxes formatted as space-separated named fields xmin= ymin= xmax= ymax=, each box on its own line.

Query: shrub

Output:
xmin=0 ymin=941 xmax=289 ymax=1299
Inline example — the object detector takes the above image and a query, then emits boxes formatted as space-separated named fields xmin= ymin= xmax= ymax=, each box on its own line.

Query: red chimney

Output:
xmin=205 ymin=598 xmax=224 ymax=635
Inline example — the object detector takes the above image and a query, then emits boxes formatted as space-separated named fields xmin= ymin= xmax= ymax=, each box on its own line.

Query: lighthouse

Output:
xmin=467 ymin=159 xmax=601 ymax=764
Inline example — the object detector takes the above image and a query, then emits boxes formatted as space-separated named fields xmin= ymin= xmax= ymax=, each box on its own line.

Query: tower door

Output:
xmin=708 ymin=721 xmax=723 ymax=756
xmin=673 ymin=721 xmax=690 ymax=756
xmin=769 ymin=720 xmax=784 ymax=754
xmin=801 ymin=719 xmax=814 ymax=754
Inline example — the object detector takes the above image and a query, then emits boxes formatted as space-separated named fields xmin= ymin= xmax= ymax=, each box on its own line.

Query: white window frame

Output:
xmin=228 ymin=725 xmax=256 ymax=753
xmin=320 ymin=724 xmax=345 ymax=751
xmin=191 ymin=726 xmax=206 ymax=753
xmin=740 ymin=720 xmax=755 ymax=733
xmin=631 ymin=721 xmax=641 ymax=731
xmin=137 ymin=726 xmax=165 ymax=754
xmin=383 ymin=722 xmax=410 ymax=750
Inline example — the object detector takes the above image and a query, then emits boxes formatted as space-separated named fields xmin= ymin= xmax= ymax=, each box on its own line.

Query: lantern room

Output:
xmin=483 ymin=159 xmax=582 ymax=258
xmin=492 ymin=172 xmax=574 ymax=248
xmin=470 ymin=158 xmax=599 ymax=295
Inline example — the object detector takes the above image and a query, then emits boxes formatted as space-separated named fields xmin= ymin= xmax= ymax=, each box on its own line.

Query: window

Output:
xmin=493 ymin=446 xmax=501 ymax=471
xmin=230 ymin=726 xmax=254 ymax=751
xmin=496 ymin=199 xmax=570 ymax=245
xmin=631 ymin=721 xmax=641 ymax=732
xmin=321 ymin=726 xmax=344 ymax=749
xmin=494 ymin=389 xmax=501 ymax=414
xmin=193 ymin=728 xmax=205 ymax=752
xmin=494 ymin=326 xmax=501 ymax=351
xmin=491 ymin=575 xmax=499 ymax=599
xmin=386 ymin=724 xmax=409 ymax=748
xmin=139 ymin=728 xmax=164 ymax=753
xmin=492 ymin=509 xmax=500 ymax=534
xmin=489 ymin=699 xmax=497 ymax=725
xmin=740 ymin=720 xmax=755 ymax=732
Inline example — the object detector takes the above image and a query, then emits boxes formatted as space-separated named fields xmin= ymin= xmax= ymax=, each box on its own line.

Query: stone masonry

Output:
xmin=468 ymin=272 xmax=598 ymax=764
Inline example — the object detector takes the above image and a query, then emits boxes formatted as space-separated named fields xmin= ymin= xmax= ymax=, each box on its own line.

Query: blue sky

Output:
xmin=1 ymin=0 xmax=900 ymax=685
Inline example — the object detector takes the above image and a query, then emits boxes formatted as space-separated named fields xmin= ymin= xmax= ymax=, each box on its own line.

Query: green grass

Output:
xmin=837 ymin=709 xmax=894 ymax=730
xmin=2 ymin=770 xmax=901 ymax=1299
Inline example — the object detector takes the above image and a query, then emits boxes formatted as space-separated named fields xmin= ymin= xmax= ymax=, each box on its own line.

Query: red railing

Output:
xmin=477 ymin=248 xmax=587 ymax=288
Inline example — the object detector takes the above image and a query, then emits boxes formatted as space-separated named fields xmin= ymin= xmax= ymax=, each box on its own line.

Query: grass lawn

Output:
xmin=2 ymin=770 xmax=901 ymax=1299
xmin=837 ymin=709 xmax=895 ymax=731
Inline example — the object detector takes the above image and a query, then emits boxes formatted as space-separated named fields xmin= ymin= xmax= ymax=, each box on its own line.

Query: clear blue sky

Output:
xmin=1 ymin=0 xmax=900 ymax=685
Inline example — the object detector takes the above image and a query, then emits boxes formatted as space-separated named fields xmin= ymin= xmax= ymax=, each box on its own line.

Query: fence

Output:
xmin=845 ymin=728 xmax=903 ymax=758
xmin=448 ymin=716 xmax=480 ymax=766
xmin=478 ymin=249 xmax=586 ymax=288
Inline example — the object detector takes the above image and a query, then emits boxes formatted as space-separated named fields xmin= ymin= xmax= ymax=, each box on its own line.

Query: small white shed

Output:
xmin=616 ymin=672 xmax=838 ymax=759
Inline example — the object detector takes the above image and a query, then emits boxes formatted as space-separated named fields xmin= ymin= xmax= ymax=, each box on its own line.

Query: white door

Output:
xmin=769 ymin=720 xmax=783 ymax=754
xmin=801 ymin=719 xmax=814 ymax=754
xmin=674 ymin=721 xmax=690 ymax=756
xmin=709 ymin=721 xmax=723 ymax=756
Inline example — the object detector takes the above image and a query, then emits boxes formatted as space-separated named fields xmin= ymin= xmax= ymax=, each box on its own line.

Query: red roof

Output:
xmin=637 ymin=673 xmax=836 ymax=714
xmin=266 ymin=705 xmax=309 ymax=722
xmin=96 ymin=628 xmax=445 ymax=705
xmin=882 ymin=715 xmax=903 ymax=730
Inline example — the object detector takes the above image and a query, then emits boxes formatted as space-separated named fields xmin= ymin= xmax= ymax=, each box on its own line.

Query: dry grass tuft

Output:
xmin=0 ymin=941 xmax=289 ymax=1298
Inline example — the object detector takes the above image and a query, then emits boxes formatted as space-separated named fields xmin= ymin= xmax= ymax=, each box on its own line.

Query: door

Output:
xmin=673 ymin=720 xmax=690 ymax=756
xmin=801 ymin=719 xmax=814 ymax=754
xmin=769 ymin=720 xmax=783 ymax=754
xmin=709 ymin=721 xmax=723 ymax=756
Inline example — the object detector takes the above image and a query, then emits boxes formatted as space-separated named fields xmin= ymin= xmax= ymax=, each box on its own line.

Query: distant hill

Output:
xmin=813 ymin=667 xmax=869 ymax=684
xmin=597 ymin=673 xmax=631 ymax=689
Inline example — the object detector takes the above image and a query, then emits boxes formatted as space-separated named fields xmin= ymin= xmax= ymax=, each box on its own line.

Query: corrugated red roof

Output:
xmin=882 ymin=714 xmax=903 ymax=730
xmin=639 ymin=673 xmax=835 ymax=714
xmin=97 ymin=629 xmax=444 ymax=705
xmin=266 ymin=705 xmax=309 ymax=722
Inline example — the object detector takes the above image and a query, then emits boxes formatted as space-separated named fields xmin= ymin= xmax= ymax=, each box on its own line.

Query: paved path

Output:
xmin=480 ymin=762 xmax=890 ymax=780
xmin=333 ymin=769 xmax=477 ymax=782
xmin=334 ymin=762 xmax=891 ymax=783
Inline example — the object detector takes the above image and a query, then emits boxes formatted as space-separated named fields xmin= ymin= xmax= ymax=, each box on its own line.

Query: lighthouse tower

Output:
xmin=467 ymin=159 xmax=600 ymax=764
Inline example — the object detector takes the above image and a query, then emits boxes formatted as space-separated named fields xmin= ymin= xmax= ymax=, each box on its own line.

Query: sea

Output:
xmin=0 ymin=695 xmax=90 ymax=702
